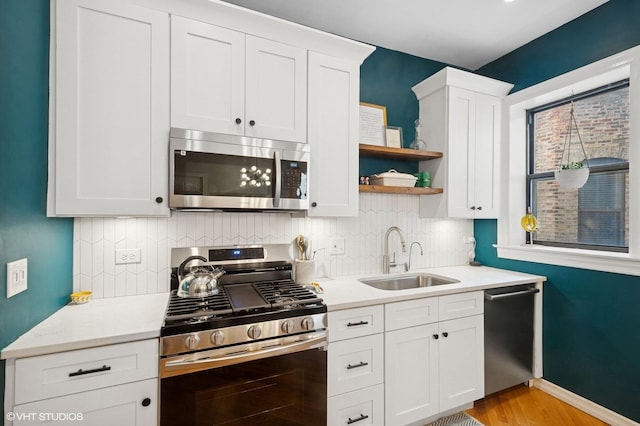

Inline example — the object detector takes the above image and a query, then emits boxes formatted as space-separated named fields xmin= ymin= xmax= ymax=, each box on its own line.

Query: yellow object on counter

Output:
xmin=306 ymin=282 xmax=324 ymax=294
xmin=70 ymin=291 xmax=92 ymax=304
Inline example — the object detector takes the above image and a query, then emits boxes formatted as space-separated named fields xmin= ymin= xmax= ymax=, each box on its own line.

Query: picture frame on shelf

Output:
xmin=385 ymin=126 xmax=403 ymax=148
xmin=359 ymin=102 xmax=387 ymax=146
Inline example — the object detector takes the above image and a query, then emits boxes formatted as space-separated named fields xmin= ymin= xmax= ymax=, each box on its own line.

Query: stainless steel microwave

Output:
xmin=169 ymin=128 xmax=310 ymax=211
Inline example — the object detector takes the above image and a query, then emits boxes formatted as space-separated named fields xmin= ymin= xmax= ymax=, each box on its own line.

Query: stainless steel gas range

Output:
xmin=160 ymin=244 xmax=327 ymax=426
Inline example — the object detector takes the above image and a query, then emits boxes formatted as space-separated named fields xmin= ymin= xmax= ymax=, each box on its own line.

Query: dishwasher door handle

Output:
xmin=485 ymin=287 xmax=539 ymax=301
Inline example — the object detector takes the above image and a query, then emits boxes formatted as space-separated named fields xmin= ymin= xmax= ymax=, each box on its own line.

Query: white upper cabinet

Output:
xmin=307 ymin=52 xmax=360 ymax=216
xmin=51 ymin=0 xmax=170 ymax=216
xmin=413 ymin=67 xmax=513 ymax=219
xmin=171 ymin=16 xmax=307 ymax=143
xmin=245 ymin=36 xmax=307 ymax=143
xmin=170 ymin=16 xmax=245 ymax=136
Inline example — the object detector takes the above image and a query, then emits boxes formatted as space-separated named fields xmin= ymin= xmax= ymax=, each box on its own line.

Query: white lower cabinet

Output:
xmin=328 ymin=293 xmax=484 ymax=426
xmin=328 ymin=305 xmax=384 ymax=425
xmin=328 ymin=383 xmax=384 ymax=426
xmin=12 ymin=379 xmax=157 ymax=426
xmin=384 ymin=292 xmax=484 ymax=426
xmin=7 ymin=340 xmax=158 ymax=426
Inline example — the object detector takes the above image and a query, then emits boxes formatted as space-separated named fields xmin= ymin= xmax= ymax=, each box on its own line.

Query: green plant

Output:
xmin=561 ymin=160 xmax=584 ymax=170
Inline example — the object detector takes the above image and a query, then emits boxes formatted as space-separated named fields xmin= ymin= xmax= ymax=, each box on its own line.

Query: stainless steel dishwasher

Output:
xmin=484 ymin=284 xmax=539 ymax=395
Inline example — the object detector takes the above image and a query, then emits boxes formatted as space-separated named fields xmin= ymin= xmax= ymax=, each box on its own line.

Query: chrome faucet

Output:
xmin=406 ymin=241 xmax=424 ymax=271
xmin=383 ymin=226 xmax=407 ymax=274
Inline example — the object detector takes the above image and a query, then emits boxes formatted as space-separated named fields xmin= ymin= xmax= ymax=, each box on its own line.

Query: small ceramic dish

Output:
xmin=70 ymin=291 xmax=92 ymax=304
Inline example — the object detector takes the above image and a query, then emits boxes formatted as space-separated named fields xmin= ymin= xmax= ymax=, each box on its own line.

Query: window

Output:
xmin=526 ymin=82 xmax=629 ymax=252
xmin=496 ymin=45 xmax=640 ymax=276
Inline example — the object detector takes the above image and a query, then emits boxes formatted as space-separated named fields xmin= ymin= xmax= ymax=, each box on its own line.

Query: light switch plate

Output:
xmin=7 ymin=258 xmax=28 ymax=298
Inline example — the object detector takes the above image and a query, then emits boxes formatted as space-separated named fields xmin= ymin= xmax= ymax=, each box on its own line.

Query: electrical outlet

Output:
xmin=7 ymin=258 xmax=28 ymax=298
xmin=329 ymin=238 xmax=345 ymax=255
xmin=115 ymin=248 xmax=141 ymax=265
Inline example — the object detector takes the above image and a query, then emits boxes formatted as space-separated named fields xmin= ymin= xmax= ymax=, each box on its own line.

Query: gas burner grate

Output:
xmin=164 ymin=288 xmax=233 ymax=323
xmin=254 ymin=280 xmax=323 ymax=308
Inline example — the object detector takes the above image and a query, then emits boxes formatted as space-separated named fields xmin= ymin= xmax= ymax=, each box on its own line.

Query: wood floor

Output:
xmin=465 ymin=385 xmax=609 ymax=426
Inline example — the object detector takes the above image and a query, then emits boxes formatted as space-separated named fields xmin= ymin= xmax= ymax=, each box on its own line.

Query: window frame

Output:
xmin=525 ymin=80 xmax=630 ymax=252
xmin=496 ymin=45 xmax=640 ymax=276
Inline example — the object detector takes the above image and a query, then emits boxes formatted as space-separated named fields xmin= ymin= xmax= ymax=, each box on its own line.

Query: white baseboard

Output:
xmin=533 ymin=379 xmax=640 ymax=426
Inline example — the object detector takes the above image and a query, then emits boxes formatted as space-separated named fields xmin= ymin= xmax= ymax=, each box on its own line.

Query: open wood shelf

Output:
xmin=359 ymin=185 xmax=443 ymax=195
xmin=359 ymin=143 xmax=443 ymax=161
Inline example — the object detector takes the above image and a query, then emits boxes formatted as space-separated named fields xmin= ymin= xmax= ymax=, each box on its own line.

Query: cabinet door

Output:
xmin=385 ymin=324 xmax=439 ymax=426
xmin=308 ymin=52 xmax=359 ymax=216
xmin=472 ymin=94 xmax=501 ymax=218
xmin=54 ymin=0 xmax=169 ymax=216
xmin=446 ymin=87 xmax=476 ymax=218
xmin=12 ymin=379 xmax=157 ymax=425
xmin=438 ymin=315 xmax=484 ymax=412
xmin=245 ymin=36 xmax=307 ymax=143
xmin=170 ymin=16 xmax=245 ymax=135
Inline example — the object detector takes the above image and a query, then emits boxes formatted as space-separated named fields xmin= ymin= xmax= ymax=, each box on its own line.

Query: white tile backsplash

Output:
xmin=74 ymin=193 xmax=474 ymax=297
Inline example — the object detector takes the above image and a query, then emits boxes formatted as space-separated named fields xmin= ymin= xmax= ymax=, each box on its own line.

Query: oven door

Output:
xmin=160 ymin=333 xmax=327 ymax=426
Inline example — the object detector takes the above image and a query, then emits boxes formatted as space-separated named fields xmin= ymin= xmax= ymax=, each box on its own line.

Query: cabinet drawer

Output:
xmin=385 ymin=297 xmax=438 ymax=331
xmin=328 ymin=384 xmax=384 ymax=426
xmin=328 ymin=334 xmax=383 ymax=396
xmin=15 ymin=339 xmax=158 ymax=404
xmin=438 ymin=291 xmax=483 ymax=321
xmin=328 ymin=305 xmax=384 ymax=342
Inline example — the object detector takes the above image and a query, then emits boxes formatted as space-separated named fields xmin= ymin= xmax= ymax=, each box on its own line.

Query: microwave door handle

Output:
xmin=273 ymin=151 xmax=281 ymax=208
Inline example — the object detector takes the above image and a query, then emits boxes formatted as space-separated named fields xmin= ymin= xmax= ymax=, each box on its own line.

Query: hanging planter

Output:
xmin=554 ymin=163 xmax=590 ymax=189
xmin=555 ymin=101 xmax=590 ymax=190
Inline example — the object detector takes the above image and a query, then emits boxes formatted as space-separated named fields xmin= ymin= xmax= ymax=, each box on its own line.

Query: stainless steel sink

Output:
xmin=359 ymin=273 xmax=460 ymax=291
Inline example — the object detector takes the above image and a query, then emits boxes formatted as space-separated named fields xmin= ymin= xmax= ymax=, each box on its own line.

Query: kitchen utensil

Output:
xmin=177 ymin=255 xmax=226 ymax=298
xmin=295 ymin=234 xmax=307 ymax=260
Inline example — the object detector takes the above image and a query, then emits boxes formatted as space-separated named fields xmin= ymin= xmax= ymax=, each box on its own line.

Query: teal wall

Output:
xmin=359 ymin=47 xmax=448 ymax=177
xmin=475 ymin=0 xmax=640 ymax=421
xmin=0 ymin=0 xmax=74 ymax=415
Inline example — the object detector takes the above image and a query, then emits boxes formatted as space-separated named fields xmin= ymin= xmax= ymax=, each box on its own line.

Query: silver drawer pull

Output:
xmin=69 ymin=364 xmax=111 ymax=377
xmin=346 ymin=361 xmax=368 ymax=370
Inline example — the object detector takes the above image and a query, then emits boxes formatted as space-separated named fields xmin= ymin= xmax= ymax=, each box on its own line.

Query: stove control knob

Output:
xmin=301 ymin=317 xmax=314 ymax=331
xmin=247 ymin=325 xmax=262 ymax=339
xmin=185 ymin=334 xmax=200 ymax=350
xmin=210 ymin=331 xmax=224 ymax=346
xmin=281 ymin=320 xmax=295 ymax=334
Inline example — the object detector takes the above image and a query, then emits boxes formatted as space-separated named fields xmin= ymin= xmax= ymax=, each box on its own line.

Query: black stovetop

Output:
xmin=161 ymin=278 xmax=326 ymax=336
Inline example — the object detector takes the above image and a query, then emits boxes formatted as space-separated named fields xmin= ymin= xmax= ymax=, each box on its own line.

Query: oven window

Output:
xmin=161 ymin=349 xmax=326 ymax=426
xmin=174 ymin=151 xmax=276 ymax=198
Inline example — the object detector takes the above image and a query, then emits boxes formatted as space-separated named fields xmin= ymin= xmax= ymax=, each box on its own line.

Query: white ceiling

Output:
xmin=221 ymin=0 xmax=608 ymax=70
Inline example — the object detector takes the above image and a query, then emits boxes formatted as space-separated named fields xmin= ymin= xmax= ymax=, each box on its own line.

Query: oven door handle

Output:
xmin=161 ymin=333 xmax=327 ymax=378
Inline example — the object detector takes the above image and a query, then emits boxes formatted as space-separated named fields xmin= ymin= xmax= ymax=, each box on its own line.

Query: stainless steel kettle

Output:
xmin=176 ymin=255 xmax=226 ymax=298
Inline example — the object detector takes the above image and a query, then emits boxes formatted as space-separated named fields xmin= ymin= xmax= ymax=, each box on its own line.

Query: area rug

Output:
xmin=425 ymin=412 xmax=484 ymax=426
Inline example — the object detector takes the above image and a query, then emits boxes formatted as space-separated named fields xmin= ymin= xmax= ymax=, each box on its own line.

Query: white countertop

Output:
xmin=0 ymin=265 xmax=545 ymax=360
xmin=320 ymin=265 xmax=546 ymax=311
xmin=1 ymin=292 xmax=170 ymax=360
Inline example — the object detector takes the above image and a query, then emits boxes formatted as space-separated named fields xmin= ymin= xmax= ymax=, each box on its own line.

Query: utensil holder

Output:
xmin=294 ymin=259 xmax=317 ymax=284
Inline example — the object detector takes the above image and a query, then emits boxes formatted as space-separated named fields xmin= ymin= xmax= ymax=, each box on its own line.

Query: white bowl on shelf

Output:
xmin=369 ymin=169 xmax=417 ymax=187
